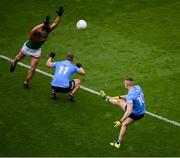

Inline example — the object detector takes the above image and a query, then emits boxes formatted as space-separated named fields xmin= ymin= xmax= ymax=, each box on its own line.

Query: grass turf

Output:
xmin=0 ymin=0 xmax=180 ymax=156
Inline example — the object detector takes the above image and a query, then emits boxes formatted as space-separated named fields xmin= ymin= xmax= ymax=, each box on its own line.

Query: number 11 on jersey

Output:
xmin=137 ymin=93 xmax=145 ymax=106
xmin=58 ymin=66 xmax=69 ymax=75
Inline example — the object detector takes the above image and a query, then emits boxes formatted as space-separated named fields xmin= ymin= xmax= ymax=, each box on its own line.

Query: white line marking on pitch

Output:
xmin=0 ymin=55 xmax=179 ymax=127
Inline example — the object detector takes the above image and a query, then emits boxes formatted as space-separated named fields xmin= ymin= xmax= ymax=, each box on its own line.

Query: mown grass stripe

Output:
xmin=1 ymin=54 xmax=179 ymax=127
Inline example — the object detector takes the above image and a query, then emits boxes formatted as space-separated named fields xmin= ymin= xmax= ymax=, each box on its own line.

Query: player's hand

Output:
xmin=44 ymin=15 xmax=51 ymax=25
xmin=114 ymin=121 xmax=121 ymax=128
xmin=49 ymin=52 xmax=56 ymax=58
xmin=76 ymin=63 xmax=82 ymax=68
xmin=56 ymin=6 xmax=65 ymax=16
xmin=113 ymin=96 xmax=120 ymax=100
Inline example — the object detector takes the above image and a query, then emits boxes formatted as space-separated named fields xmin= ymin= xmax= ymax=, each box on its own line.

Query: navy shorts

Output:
xmin=125 ymin=105 xmax=144 ymax=120
xmin=51 ymin=80 xmax=75 ymax=93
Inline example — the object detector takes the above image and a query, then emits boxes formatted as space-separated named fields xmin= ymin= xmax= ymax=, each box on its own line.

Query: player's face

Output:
xmin=124 ymin=80 xmax=128 ymax=89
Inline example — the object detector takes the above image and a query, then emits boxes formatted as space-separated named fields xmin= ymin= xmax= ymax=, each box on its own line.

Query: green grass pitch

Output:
xmin=0 ymin=0 xmax=180 ymax=156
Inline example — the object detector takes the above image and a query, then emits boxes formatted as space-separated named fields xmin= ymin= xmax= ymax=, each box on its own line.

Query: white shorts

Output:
xmin=21 ymin=43 xmax=41 ymax=58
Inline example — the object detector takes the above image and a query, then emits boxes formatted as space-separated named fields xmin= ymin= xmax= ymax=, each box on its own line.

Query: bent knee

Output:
xmin=74 ymin=79 xmax=81 ymax=85
xmin=117 ymin=99 xmax=126 ymax=107
xmin=121 ymin=122 xmax=128 ymax=127
xmin=114 ymin=99 xmax=123 ymax=106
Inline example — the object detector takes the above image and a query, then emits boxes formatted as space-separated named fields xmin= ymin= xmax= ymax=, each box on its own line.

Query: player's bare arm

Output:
xmin=50 ymin=16 xmax=61 ymax=31
xmin=31 ymin=15 xmax=51 ymax=33
xmin=46 ymin=58 xmax=53 ymax=68
xmin=120 ymin=103 xmax=133 ymax=122
xmin=78 ymin=67 xmax=86 ymax=75
xmin=32 ymin=6 xmax=64 ymax=33
xmin=50 ymin=6 xmax=64 ymax=31
xmin=31 ymin=24 xmax=44 ymax=33
xmin=46 ymin=52 xmax=56 ymax=68
xmin=75 ymin=63 xmax=85 ymax=75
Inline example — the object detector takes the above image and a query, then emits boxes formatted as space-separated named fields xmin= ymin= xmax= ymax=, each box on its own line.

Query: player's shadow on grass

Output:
xmin=49 ymin=93 xmax=73 ymax=104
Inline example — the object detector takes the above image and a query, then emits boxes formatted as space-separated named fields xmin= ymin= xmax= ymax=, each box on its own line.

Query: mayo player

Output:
xmin=10 ymin=6 xmax=64 ymax=88
xmin=100 ymin=77 xmax=146 ymax=148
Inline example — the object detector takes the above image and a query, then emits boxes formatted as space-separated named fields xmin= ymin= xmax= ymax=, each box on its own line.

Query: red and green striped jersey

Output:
xmin=25 ymin=31 xmax=49 ymax=49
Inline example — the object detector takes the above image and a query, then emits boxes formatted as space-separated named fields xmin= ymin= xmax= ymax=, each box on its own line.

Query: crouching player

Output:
xmin=100 ymin=77 xmax=146 ymax=149
xmin=46 ymin=52 xmax=85 ymax=102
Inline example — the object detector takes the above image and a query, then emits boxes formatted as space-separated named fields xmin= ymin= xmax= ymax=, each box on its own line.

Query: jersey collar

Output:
xmin=128 ymin=86 xmax=135 ymax=93
xmin=65 ymin=60 xmax=72 ymax=64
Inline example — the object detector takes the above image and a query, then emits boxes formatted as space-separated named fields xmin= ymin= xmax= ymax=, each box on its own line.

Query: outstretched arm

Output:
xmin=50 ymin=6 xmax=64 ymax=31
xmin=31 ymin=23 xmax=44 ymax=33
xmin=31 ymin=15 xmax=51 ymax=33
xmin=46 ymin=57 xmax=53 ymax=68
xmin=49 ymin=16 xmax=61 ymax=31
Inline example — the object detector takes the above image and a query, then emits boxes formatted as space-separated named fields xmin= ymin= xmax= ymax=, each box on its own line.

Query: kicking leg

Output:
xmin=99 ymin=90 xmax=127 ymax=111
xmin=110 ymin=98 xmax=127 ymax=111
xmin=24 ymin=56 xmax=40 ymax=88
xmin=10 ymin=51 xmax=25 ymax=72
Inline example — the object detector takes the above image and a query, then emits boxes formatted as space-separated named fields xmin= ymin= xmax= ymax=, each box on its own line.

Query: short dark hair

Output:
xmin=125 ymin=77 xmax=134 ymax=82
xmin=66 ymin=53 xmax=74 ymax=62
xmin=126 ymin=77 xmax=134 ymax=86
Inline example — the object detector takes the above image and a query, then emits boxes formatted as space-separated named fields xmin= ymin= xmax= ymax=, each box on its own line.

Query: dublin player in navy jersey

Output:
xmin=46 ymin=52 xmax=85 ymax=102
xmin=10 ymin=6 xmax=64 ymax=88
xmin=100 ymin=77 xmax=146 ymax=148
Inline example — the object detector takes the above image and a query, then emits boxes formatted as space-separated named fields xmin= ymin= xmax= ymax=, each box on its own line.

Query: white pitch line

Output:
xmin=0 ymin=54 xmax=180 ymax=127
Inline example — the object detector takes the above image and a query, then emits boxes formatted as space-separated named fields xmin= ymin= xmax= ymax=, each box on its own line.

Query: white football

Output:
xmin=76 ymin=20 xmax=87 ymax=30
